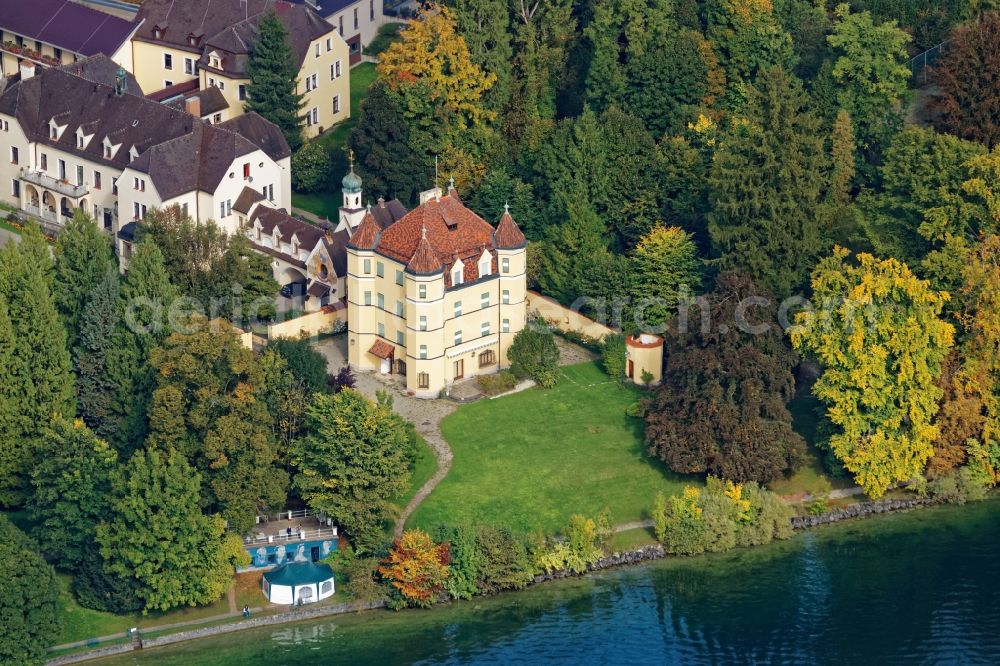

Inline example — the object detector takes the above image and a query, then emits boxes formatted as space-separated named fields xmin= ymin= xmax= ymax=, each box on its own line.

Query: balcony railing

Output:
xmin=22 ymin=203 xmax=57 ymax=222
xmin=19 ymin=168 xmax=88 ymax=198
xmin=243 ymin=526 xmax=338 ymax=546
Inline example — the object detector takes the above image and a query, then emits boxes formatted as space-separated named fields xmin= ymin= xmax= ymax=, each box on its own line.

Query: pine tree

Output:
xmin=75 ymin=268 xmax=121 ymax=441
xmin=708 ymin=66 xmax=827 ymax=298
xmin=53 ymin=211 xmax=115 ymax=349
xmin=245 ymin=10 xmax=306 ymax=152
xmin=0 ymin=515 xmax=61 ymax=665
xmin=96 ymin=449 xmax=247 ymax=612
xmin=444 ymin=0 xmax=514 ymax=112
xmin=28 ymin=418 xmax=116 ymax=569
xmin=0 ymin=229 xmax=75 ymax=505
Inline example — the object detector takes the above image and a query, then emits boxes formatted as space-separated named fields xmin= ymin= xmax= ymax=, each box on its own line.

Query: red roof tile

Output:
xmin=347 ymin=209 xmax=381 ymax=250
xmin=368 ymin=339 xmax=395 ymax=360
xmin=406 ymin=227 xmax=444 ymax=275
xmin=494 ymin=208 xmax=527 ymax=249
xmin=375 ymin=193 xmax=495 ymax=266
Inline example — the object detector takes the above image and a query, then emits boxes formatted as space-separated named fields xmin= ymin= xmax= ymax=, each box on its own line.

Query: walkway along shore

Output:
xmin=46 ymin=496 xmax=933 ymax=665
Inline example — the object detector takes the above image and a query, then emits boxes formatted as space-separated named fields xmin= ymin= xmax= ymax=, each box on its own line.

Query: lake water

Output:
xmin=100 ymin=499 xmax=1000 ymax=665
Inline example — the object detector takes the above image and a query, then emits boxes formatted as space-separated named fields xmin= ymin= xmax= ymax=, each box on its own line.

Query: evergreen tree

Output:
xmin=96 ymin=449 xmax=248 ymax=612
xmin=349 ymin=82 xmax=432 ymax=205
xmin=705 ymin=0 xmax=796 ymax=93
xmin=708 ymin=67 xmax=827 ymax=298
xmin=107 ymin=240 xmax=177 ymax=454
xmin=829 ymin=109 xmax=857 ymax=206
xmin=245 ymin=10 xmax=306 ymax=151
xmin=28 ymin=418 xmax=116 ymax=569
xmin=629 ymin=225 xmax=701 ymax=331
xmin=0 ymin=227 xmax=75 ymax=505
xmin=443 ymin=0 xmax=514 ymax=112
xmin=75 ymin=268 xmax=121 ymax=441
xmin=0 ymin=515 xmax=60 ymax=666
xmin=53 ymin=211 xmax=115 ymax=348
xmin=468 ymin=167 xmax=542 ymax=239
xmin=208 ymin=234 xmax=279 ymax=325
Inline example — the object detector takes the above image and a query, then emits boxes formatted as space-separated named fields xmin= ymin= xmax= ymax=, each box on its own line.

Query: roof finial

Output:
xmin=504 ymin=201 xmax=509 ymax=215
xmin=448 ymin=174 xmax=455 ymax=191
xmin=421 ymin=225 xmax=427 ymax=240
xmin=347 ymin=147 xmax=355 ymax=171
xmin=434 ymin=155 xmax=438 ymax=188
xmin=366 ymin=201 xmax=372 ymax=213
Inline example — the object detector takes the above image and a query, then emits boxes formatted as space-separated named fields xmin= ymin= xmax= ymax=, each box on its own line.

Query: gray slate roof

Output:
xmin=0 ymin=56 xmax=291 ymax=201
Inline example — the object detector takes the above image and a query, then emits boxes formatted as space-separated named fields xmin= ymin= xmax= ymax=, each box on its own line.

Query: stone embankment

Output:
xmin=790 ymin=498 xmax=932 ymax=529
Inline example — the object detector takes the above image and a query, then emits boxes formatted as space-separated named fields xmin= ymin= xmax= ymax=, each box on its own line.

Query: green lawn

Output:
xmin=408 ymin=362 xmax=691 ymax=535
xmin=398 ymin=433 xmax=438 ymax=508
xmin=292 ymin=62 xmax=379 ymax=220
xmin=768 ymin=390 xmax=855 ymax=497
xmin=366 ymin=22 xmax=405 ymax=58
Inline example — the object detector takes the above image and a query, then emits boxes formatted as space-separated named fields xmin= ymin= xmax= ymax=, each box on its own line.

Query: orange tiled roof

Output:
xmin=376 ymin=192 xmax=495 ymax=266
xmin=406 ymin=227 xmax=444 ymax=275
xmin=493 ymin=208 xmax=527 ymax=249
xmin=347 ymin=209 xmax=381 ymax=250
xmin=368 ymin=339 xmax=395 ymax=360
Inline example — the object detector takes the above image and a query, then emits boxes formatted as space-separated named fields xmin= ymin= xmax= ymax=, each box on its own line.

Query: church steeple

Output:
xmin=342 ymin=149 xmax=363 ymax=210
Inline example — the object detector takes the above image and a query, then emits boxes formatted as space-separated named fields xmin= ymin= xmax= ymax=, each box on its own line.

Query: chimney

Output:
xmin=185 ymin=95 xmax=201 ymax=119
xmin=19 ymin=62 xmax=35 ymax=80
xmin=419 ymin=187 xmax=442 ymax=205
xmin=377 ymin=196 xmax=385 ymax=208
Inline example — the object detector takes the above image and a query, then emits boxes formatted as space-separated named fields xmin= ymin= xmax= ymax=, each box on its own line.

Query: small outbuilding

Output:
xmin=625 ymin=333 xmax=664 ymax=386
xmin=262 ymin=561 xmax=335 ymax=605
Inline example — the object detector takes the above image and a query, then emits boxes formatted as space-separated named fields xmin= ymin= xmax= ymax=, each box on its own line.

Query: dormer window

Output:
xmin=75 ymin=127 xmax=92 ymax=150
xmin=102 ymin=136 xmax=118 ymax=159
xmin=48 ymin=119 xmax=63 ymax=141
xmin=478 ymin=249 xmax=491 ymax=277
xmin=129 ymin=146 xmax=138 ymax=161
xmin=208 ymin=52 xmax=221 ymax=69
xmin=451 ymin=260 xmax=464 ymax=287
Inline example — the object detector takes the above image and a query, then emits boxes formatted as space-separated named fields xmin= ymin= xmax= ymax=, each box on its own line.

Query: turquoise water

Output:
xmin=102 ymin=500 xmax=1000 ymax=665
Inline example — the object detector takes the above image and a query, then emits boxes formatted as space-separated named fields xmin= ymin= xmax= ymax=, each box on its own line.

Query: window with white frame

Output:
xmin=376 ymin=261 xmax=384 ymax=277
xmin=454 ymin=330 xmax=462 ymax=345
xmin=9 ymin=146 xmax=17 ymax=164
xmin=395 ymin=301 xmax=404 ymax=317
xmin=395 ymin=270 xmax=403 ymax=286
xmin=377 ymin=293 xmax=384 ymax=309
xmin=396 ymin=331 xmax=404 ymax=345
xmin=326 ymin=38 xmax=332 ymax=51
xmin=502 ymin=289 xmax=510 ymax=304
xmin=419 ymin=315 xmax=427 ymax=331
xmin=454 ymin=301 xmax=462 ymax=317
xmin=185 ymin=57 xmax=195 ymax=74
xmin=501 ymin=257 xmax=510 ymax=273
xmin=478 ymin=250 xmax=491 ymax=276
xmin=333 ymin=95 xmax=341 ymax=114
xmin=419 ymin=345 xmax=427 ymax=360
xmin=314 ymin=43 xmax=320 ymax=57
xmin=480 ymin=292 xmax=489 ymax=309
xmin=377 ymin=322 xmax=385 ymax=337
xmin=418 ymin=284 xmax=427 ymax=299
xmin=364 ymin=291 xmax=371 ymax=305
xmin=502 ymin=318 xmax=510 ymax=332
xmin=481 ymin=321 xmax=490 ymax=336
xmin=164 ymin=53 xmax=172 ymax=70
xmin=451 ymin=261 xmax=464 ymax=286
xmin=133 ymin=177 xmax=145 ymax=191
xmin=363 ymin=258 xmax=371 ymax=274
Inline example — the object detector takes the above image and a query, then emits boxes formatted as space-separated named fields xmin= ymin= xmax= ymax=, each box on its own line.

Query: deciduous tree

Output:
xmin=378 ymin=529 xmax=450 ymax=608
xmin=646 ymin=272 xmax=805 ymax=483
xmin=930 ymin=12 xmax=1000 ymax=149
xmin=292 ymin=389 xmax=412 ymax=551
xmin=147 ymin=318 xmax=286 ymax=532
xmin=789 ymin=248 xmax=954 ymax=497
xmin=507 ymin=326 xmax=560 ymax=388
xmin=629 ymin=225 xmax=700 ymax=331
xmin=96 ymin=449 xmax=248 ymax=612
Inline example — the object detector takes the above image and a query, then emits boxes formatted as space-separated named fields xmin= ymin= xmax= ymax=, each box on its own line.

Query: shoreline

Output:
xmin=47 ymin=495 xmax=936 ymax=665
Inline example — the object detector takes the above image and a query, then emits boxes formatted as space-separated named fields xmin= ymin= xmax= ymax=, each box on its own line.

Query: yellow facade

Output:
xmin=346 ymin=245 xmax=527 ymax=398
xmin=131 ymin=35 xmax=350 ymax=138
xmin=625 ymin=334 xmax=664 ymax=387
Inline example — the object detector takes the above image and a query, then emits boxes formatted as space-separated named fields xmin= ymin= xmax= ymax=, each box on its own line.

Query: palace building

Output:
xmin=346 ymin=182 xmax=527 ymax=398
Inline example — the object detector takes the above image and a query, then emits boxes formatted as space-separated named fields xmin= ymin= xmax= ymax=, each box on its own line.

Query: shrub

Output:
xmin=928 ymin=465 xmax=990 ymax=505
xmin=0 ymin=516 xmax=61 ymax=665
xmin=601 ymin=333 xmax=627 ymax=383
xmin=378 ymin=530 xmax=450 ymax=608
xmin=291 ymin=141 xmax=332 ymax=193
xmin=654 ymin=478 xmax=792 ymax=555
xmin=507 ymin=327 xmax=560 ymax=387
xmin=474 ymin=525 xmax=533 ymax=594
xmin=477 ymin=371 xmax=517 ymax=396
xmin=806 ymin=498 xmax=829 ymax=516
xmin=270 ymin=337 xmax=328 ymax=393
